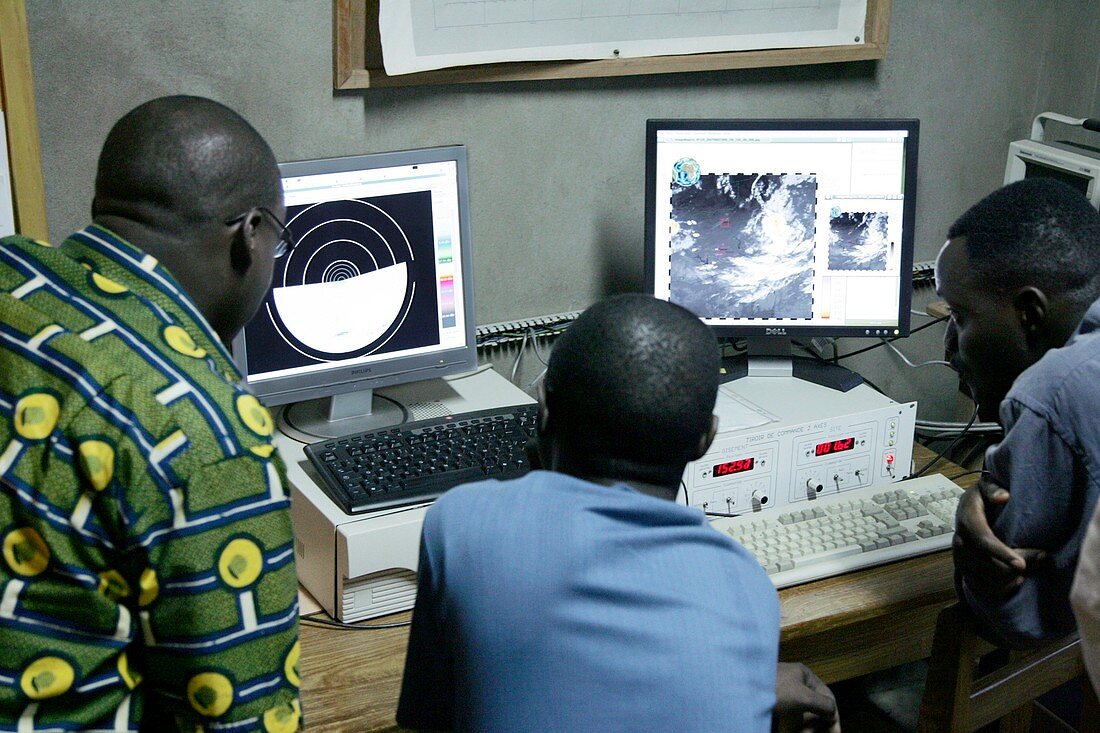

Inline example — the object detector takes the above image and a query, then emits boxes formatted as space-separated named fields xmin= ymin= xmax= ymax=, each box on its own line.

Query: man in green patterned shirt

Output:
xmin=0 ymin=96 xmax=301 ymax=731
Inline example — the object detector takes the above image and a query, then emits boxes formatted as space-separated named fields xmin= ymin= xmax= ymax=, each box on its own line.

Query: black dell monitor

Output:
xmin=644 ymin=118 xmax=919 ymax=390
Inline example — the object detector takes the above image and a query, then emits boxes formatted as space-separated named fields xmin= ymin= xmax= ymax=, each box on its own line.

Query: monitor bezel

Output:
xmin=644 ymin=118 xmax=919 ymax=340
xmin=231 ymin=144 xmax=478 ymax=407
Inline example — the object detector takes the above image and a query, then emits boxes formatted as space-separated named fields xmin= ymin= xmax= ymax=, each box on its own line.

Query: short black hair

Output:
xmin=544 ymin=294 xmax=719 ymax=473
xmin=94 ymin=95 xmax=281 ymax=226
xmin=948 ymin=178 xmax=1100 ymax=304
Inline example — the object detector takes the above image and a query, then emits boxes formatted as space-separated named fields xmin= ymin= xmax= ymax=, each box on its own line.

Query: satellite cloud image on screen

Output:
xmin=668 ymin=172 xmax=817 ymax=319
xmin=828 ymin=210 xmax=891 ymax=271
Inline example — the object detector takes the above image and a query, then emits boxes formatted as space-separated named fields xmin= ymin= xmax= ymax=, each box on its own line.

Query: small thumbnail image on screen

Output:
xmin=244 ymin=190 xmax=441 ymax=374
xmin=828 ymin=210 xmax=891 ymax=271
xmin=668 ymin=172 xmax=816 ymax=320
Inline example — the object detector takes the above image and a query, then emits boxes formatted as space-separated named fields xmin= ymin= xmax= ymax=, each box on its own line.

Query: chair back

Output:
xmin=917 ymin=603 xmax=1098 ymax=732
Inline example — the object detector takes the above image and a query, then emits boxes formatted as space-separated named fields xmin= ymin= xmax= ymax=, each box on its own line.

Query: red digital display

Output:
xmin=713 ymin=457 xmax=755 ymax=476
xmin=815 ymin=437 xmax=856 ymax=456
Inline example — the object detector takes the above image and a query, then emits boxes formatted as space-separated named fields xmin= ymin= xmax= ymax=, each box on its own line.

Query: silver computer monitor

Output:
xmin=231 ymin=145 xmax=477 ymax=437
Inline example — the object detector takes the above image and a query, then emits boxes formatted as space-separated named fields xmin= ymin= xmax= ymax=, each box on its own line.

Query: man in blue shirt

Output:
xmin=936 ymin=178 xmax=1100 ymax=647
xmin=396 ymin=294 xmax=835 ymax=732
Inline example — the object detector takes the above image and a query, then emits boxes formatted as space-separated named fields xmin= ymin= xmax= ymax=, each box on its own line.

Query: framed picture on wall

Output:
xmin=334 ymin=0 xmax=892 ymax=89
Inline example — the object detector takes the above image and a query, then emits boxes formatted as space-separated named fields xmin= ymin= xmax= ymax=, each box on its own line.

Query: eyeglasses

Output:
xmin=225 ymin=207 xmax=296 ymax=258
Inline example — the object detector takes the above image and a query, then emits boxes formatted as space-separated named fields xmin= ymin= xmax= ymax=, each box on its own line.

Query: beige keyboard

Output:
xmin=709 ymin=473 xmax=963 ymax=588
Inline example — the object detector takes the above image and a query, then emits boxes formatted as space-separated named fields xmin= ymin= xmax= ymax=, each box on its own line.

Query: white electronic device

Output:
xmin=1004 ymin=112 xmax=1100 ymax=209
xmin=682 ymin=376 xmax=917 ymax=515
xmin=282 ymin=367 xmax=535 ymax=622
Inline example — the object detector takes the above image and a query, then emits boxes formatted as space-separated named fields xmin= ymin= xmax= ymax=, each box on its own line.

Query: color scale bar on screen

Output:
xmin=440 ymin=275 xmax=456 ymax=328
xmin=437 ymin=237 xmax=453 ymax=264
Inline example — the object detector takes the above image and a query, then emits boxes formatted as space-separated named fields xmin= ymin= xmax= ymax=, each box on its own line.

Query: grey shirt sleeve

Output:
xmin=961 ymin=398 xmax=1084 ymax=647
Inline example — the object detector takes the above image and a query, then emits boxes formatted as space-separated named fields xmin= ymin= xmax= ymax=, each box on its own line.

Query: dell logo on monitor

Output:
xmin=765 ymin=327 xmax=788 ymax=336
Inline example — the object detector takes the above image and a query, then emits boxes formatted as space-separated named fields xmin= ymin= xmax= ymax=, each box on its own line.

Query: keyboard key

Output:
xmin=792 ymin=545 xmax=861 ymax=568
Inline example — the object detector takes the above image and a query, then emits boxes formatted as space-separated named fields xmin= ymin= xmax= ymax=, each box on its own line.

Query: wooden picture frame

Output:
xmin=0 ymin=0 xmax=47 ymax=240
xmin=334 ymin=0 xmax=891 ymax=90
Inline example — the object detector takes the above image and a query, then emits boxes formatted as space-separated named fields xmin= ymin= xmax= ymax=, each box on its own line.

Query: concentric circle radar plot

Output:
xmin=321 ymin=259 xmax=362 ymax=281
xmin=269 ymin=199 xmax=417 ymax=358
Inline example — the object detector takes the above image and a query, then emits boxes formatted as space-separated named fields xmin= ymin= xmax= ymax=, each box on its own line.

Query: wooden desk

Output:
xmin=299 ymin=445 xmax=975 ymax=732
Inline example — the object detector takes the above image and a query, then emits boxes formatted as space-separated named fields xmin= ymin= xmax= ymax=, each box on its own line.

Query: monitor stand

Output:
xmin=280 ymin=388 xmax=409 ymax=440
xmin=721 ymin=338 xmax=863 ymax=392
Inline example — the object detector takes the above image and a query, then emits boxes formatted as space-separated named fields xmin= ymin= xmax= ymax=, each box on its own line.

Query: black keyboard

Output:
xmin=305 ymin=404 xmax=539 ymax=514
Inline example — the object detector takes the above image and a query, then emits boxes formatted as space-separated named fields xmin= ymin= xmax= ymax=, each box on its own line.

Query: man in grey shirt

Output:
xmin=938 ymin=178 xmax=1100 ymax=646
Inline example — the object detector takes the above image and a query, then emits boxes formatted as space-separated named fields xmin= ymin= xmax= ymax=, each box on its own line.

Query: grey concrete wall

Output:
xmin=23 ymin=1 xmax=1100 ymax=418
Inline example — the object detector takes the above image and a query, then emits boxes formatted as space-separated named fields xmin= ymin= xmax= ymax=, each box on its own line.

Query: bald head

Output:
xmin=94 ymin=95 xmax=281 ymax=229
xmin=543 ymin=294 xmax=719 ymax=482
xmin=90 ymin=96 xmax=284 ymax=344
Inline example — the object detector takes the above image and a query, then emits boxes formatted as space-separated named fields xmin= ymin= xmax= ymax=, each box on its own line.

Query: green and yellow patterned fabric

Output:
xmin=0 ymin=226 xmax=301 ymax=731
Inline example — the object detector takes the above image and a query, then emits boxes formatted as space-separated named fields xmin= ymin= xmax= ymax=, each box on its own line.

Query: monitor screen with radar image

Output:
xmin=231 ymin=145 xmax=477 ymax=438
xmin=644 ymin=119 xmax=919 ymax=391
